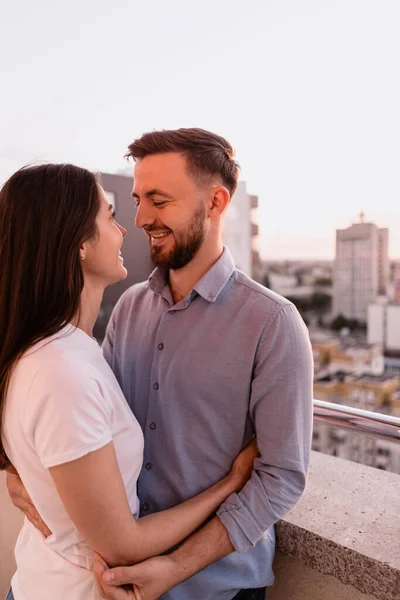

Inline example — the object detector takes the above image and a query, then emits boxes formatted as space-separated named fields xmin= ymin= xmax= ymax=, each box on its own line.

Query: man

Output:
xmin=7 ymin=128 xmax=313 ymax=599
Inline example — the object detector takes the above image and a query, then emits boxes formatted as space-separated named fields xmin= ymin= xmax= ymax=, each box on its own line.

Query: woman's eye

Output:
xmin=111 ymin=210 xmax=116 ymax=218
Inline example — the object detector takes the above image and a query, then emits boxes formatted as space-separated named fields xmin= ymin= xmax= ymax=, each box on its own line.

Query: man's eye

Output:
xmin=154 ymin=201 xmax=167 ymax=207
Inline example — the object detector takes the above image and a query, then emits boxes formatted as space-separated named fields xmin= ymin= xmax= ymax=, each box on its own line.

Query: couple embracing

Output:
xmin=1 ymin=128 xmax=313 ymax=600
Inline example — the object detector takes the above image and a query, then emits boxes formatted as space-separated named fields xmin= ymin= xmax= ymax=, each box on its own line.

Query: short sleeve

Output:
xmin=23 ymin=357 xmax=113 ymax=469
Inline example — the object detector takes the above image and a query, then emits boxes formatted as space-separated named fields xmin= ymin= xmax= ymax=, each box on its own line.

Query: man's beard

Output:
xmin=148 ymin=202 xmax=206 ymax=270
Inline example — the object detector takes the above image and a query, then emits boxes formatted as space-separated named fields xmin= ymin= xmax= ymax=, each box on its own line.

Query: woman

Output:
xmin=0 ymin=164 xmax=257 ymax=600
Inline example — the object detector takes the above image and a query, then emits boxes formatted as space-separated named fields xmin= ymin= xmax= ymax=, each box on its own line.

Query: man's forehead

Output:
xmin=133 ymin=153 xmax=191 ymax=190
xmin=134 ymin=152 xmax=187 ymax=173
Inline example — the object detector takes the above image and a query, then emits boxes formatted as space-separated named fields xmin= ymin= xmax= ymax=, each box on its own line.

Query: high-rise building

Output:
xmin=223 ymin=181 xmax=261 ymax=281
xmin=333 ymin=216 xmax=389 ymax=322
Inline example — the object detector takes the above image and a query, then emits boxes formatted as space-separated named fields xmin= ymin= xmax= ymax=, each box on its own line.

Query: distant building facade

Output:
xmin=368 ymin=300 xmax=400 ymax=355
xmin=313 ymin=372 xmax=400 ymax=474
xmin=223 ymin=181 xmax=261 ymax=281
xmin=312 ymin=331 xmax=400 ymax=474
xmin=312 ymin=336 xmax=384 ymax=377
xmin=333 ymin=218 xmax=389 ymax=322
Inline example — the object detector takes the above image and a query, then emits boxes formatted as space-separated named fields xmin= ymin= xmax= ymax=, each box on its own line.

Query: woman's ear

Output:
xmin=79 ymin=242 xmax=87 ymax=261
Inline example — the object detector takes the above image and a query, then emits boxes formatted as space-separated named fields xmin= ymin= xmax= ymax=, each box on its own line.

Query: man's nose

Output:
xmin=135 ymin=202 xmax=155 ymax=229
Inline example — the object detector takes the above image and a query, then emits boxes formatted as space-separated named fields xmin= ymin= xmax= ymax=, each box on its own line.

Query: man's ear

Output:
xmin=208 ymin=186 xmax=231 ymax=219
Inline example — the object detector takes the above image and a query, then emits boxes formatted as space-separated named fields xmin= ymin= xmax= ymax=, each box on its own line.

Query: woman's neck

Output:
xmin=73 ymin=281 xmax=104 ymax=338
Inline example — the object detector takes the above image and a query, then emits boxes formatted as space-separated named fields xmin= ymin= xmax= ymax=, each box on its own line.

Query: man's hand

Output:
xmin=6 ymin=468 xmax=52 ymax=537
xmin=93 ymin=552 xmax=177 ymax=600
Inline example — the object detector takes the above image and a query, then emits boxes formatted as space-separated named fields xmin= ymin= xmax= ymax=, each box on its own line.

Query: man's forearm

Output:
xmin=166 ymin=516 xmax=234 ymax=588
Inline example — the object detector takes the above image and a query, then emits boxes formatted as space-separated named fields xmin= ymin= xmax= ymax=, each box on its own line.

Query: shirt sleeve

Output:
xmin=102 ymin=286 xmax=128 ymax=368
xmin=217 ymin=303 xmax=313 ymax=553
xmin=23 ymin=357 xmax=113 ymax=469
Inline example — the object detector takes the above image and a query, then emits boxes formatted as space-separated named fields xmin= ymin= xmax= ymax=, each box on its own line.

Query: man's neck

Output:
xmin=168 ymin=242 xmax=223 ymax=305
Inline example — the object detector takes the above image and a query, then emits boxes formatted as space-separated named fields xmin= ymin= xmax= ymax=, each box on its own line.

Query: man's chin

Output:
xmin=150 ymin=247 xmax=171 ymax=268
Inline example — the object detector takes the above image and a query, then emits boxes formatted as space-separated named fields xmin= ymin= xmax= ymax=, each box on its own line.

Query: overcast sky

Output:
xmin=1 ymin=0 xmax=399 ymax=259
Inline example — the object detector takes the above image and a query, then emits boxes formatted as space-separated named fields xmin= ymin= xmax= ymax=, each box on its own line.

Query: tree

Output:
xmin=315 ymin=277 xmax=332 ymax=287
xmin=331 ymin=314 xmax=350 ymax=331
xmin=310 ymin=291 xmax=331 ymax=313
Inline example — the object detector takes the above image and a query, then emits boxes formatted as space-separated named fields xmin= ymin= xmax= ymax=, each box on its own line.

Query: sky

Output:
xmin=1 ymin=0 xmax=400 ymax=259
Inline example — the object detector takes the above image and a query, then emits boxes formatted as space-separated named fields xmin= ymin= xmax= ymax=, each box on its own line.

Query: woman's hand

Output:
xmin=230 ymin=438 xmax=259 ymax=490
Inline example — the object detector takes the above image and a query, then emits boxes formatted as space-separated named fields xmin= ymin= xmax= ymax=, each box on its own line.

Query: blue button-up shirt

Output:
xmin=103 ymin=248 xmax=313 ymax=600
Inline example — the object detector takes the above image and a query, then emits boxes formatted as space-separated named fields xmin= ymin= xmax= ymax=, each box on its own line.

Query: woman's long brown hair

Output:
xmin=0 ymin=164 xmax=100 ymax=469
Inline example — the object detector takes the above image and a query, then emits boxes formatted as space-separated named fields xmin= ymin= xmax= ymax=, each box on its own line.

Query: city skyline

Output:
xmin=1 ymin=1 xmax=400 ymax=260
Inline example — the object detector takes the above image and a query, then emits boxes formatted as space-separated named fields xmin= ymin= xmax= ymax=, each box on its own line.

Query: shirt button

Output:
xmin=158 ymin=343 xmax=164 ymax=350
xmin=153 ymin=382 xmax=159 ymax=390
xmin=145 ymin=462 xmax=152 ymax=470
xmin=169 ymin=310 xmax=176 ymax=315
xmin=142 ymin=503 xmax=149 ymax=511
xmin=149 ymin=422 xmax=157 ymax=430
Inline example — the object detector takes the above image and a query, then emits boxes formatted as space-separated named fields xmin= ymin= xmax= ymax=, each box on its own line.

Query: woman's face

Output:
xmin=81 ymin=185 xmax=127 ymax=287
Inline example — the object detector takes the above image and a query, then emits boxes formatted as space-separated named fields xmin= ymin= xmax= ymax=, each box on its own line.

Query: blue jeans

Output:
xmin=232 ymin=589 xmax=266 ymax=599
xmin=4 ymin=587 xmax=264 ymax=600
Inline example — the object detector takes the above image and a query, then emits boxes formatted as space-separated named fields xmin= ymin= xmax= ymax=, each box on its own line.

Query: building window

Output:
xmin=377 ymin=448 xmax=391 ymax=457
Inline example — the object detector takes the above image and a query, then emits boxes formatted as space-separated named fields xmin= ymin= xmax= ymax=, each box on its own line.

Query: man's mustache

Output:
xmin=143 ymin=226 xmax=172 ymax=233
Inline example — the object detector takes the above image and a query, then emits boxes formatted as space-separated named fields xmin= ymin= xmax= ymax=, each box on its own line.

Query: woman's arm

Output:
xmin=49 ymin=439 xmax=257 ymax=567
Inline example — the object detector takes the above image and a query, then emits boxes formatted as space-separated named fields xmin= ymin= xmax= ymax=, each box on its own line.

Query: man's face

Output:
xmin=132 ymin=153 xmax=208 ymax=270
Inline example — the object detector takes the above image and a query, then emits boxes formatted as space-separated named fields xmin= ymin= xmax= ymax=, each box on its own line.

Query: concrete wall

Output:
xmin=269 ymin=553 xmax=376 ymax=600
xmin=223 ymin=181 xmax=252 ymax=277
xmin=95 ymin=172 xmax=153 ymax=340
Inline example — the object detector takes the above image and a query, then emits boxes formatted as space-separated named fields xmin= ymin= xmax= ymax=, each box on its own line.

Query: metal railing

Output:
xmin=313 ymin=399 xmax=400 ymax=443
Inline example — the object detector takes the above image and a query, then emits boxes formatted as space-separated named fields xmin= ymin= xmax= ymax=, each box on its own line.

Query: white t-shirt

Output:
xmin=3 ymin=325 xmax=144 ymax=600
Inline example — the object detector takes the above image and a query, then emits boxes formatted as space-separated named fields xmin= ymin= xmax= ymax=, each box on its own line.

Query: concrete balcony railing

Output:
xmin=270 ymin=450 xmax=399 ymax=600
xmin=1 ymin=403 xmax=399 ymax=600
xmin=270 ymin=401 xmax=399 ymax=600
xmin=313 ymin=399 xmax=400 ymax=443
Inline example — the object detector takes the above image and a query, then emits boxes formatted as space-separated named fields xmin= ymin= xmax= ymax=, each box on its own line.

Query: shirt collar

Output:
xmin=148 ymin=247 xmax=235 ymax=303
xmin=193 ymin=247 xmax=235 ymax=302
xmin=148 ymin=266 xmax=169 ymax=295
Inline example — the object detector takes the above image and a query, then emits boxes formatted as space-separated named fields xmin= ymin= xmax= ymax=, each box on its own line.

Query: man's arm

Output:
xmin=165 ymin=516 xmax=234 ymax=583
xmin=216 ymin=302 xmax=313 ymax=552
xmin=95 ymin=517 xmax=234 ymax=600
xmin=6 ymin=467 xmax=52 ymax=537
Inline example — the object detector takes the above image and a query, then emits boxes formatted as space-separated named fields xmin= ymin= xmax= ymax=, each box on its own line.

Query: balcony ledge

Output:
xmin=273 ymin=451 xmax=399 ymax=600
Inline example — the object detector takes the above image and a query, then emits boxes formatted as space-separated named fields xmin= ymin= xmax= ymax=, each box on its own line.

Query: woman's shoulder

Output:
xmin=19 ymin=326 xmax=104 ymax=392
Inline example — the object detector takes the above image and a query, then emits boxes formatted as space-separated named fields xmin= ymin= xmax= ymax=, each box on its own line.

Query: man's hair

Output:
xmin=125 ymin=128 xmax=240 ymax=197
